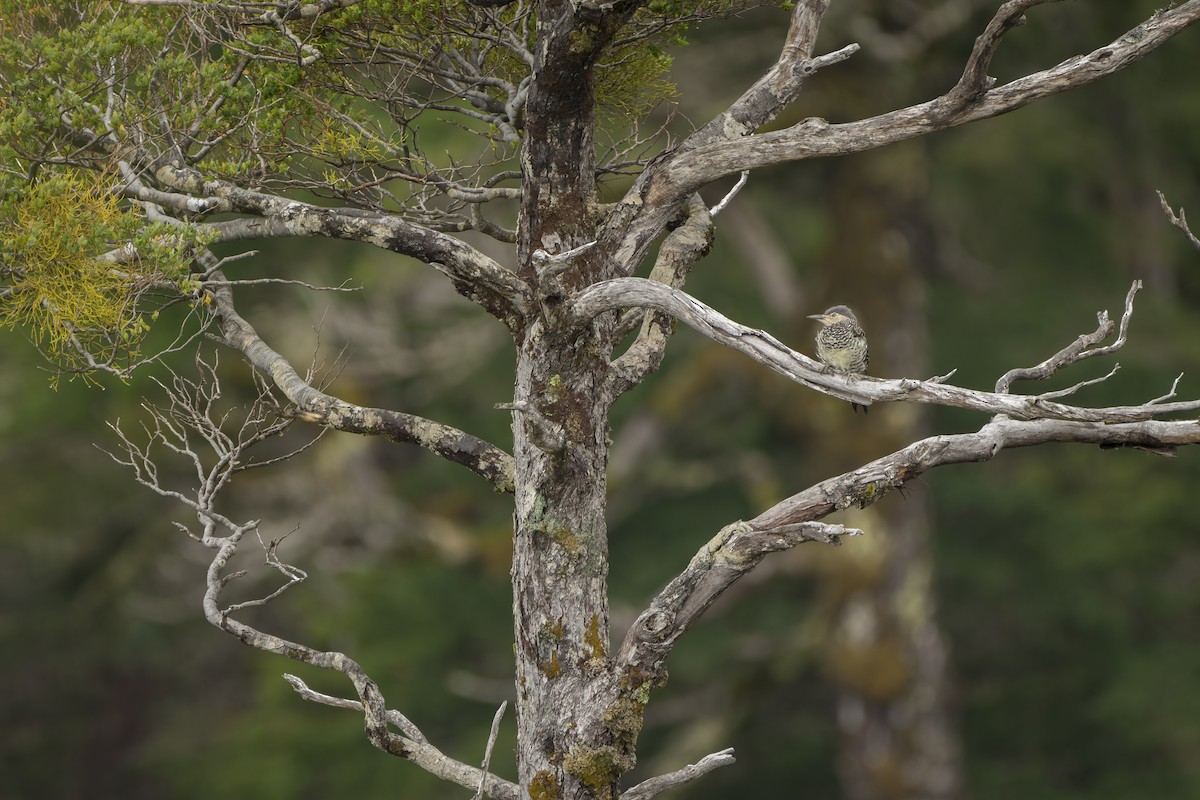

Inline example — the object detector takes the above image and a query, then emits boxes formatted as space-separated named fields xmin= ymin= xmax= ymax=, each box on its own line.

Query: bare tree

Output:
xmin=3 ymin=1 xmax=1200 ymax=799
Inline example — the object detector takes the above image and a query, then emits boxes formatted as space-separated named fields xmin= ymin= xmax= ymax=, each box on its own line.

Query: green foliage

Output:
xmin=0 ymin=1 xmax=334 ymax=186
xmin=596 ymin=43 xmax=678 ymax=121
xmin=598 ymin=0 xmax=777 ymax=118
xmin=0 ymin=0 xmax=752 ymax=198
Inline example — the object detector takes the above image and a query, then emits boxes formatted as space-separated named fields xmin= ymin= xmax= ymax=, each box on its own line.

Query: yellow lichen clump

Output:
xmin=0 ymin=171 xmax=198 ymax=379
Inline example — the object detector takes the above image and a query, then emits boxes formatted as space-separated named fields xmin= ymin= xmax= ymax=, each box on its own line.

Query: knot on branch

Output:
xmin=641 ymin=611 xmax=670 ymax=635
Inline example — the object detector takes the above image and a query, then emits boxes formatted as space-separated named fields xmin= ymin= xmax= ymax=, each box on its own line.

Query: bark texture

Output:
xmin=510 ymin=2 xmax=644 ymax=796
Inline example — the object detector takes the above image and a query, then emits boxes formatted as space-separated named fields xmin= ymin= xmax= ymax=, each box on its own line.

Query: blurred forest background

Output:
xmin=2 ymin=2 xmax=1199 ymax=799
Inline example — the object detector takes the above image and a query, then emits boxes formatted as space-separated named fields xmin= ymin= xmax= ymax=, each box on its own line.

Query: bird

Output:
xmin=807 ymin=304 xmax=869 ymax=413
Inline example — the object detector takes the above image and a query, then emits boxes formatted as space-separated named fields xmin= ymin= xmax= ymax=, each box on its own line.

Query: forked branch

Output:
xmin=995 ymin=280 xmax=1140 ymax=393
xmin=609 ymin=195 xmax=713 ymax=394
xmin=603 ymin=1 xmax=1200 ymax=275
xmin=941 ymin=0 xmax=1068 ymax=113
xmin=1158 ymin=190 xmax=1200 ymax=253
xmin=680 ymin=0 xmax=849 ymax=150
xmin=619 ymin=412 xmax=1200 ymax=690
xmin=620 ymin=747 xmax=737 ymax=800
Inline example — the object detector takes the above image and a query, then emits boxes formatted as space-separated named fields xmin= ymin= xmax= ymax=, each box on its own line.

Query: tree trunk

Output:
xmin=511 ymin=3 xmax=642 ymax=797
xmin=511 ymin=329 xmax=625 ymax=799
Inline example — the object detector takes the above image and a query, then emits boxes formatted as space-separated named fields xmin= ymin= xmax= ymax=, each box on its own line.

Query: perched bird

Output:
xmin=807 ymin=304 xmax=869 ymax=412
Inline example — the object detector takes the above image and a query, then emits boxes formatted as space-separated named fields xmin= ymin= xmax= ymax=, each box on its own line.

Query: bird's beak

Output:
xmin=806 ymin=314 xmax=825 ymax=321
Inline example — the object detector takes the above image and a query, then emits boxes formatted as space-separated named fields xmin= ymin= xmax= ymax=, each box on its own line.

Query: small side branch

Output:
xmin=709 ymin=172 xmax=748 ymax=217
xmin=473 ymin=702 xmax=509 ymax=800
xmin=619 ymin=748 xmax=737 ymax=800
xmin=283 ymin=674 xmax=427 ymax=742
xmin=805 ymin=42 xmax=861 ymax=73
xmin=282 ymin=675 xmax=518 ymax=800
xmin=617 ymin=519 xmax=861 ymax=675
xmin=995 ymin=280 xmax=1140 ymax=393
xmin=1035 ymin=364 xmax=1120 ymax=400
xmin=1158 ymin=190 xmax=1200 ymax=252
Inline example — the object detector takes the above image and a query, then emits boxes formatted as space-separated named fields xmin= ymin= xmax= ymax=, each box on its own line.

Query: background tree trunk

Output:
xmin=818 ymin=145 xmax=961 ymax=800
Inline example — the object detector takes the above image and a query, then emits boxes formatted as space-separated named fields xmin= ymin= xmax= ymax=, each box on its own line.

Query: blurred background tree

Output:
xmin=2 ymin=2 xmax=1199 ymax=799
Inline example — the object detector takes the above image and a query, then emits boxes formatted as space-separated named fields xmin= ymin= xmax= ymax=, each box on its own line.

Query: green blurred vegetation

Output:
xmin=3 ymin=3 xmax=1200 ymax=799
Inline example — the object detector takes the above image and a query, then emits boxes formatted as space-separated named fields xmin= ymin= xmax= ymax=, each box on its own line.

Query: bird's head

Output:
xmin=807 ymin=305 xmax=858 ymax=325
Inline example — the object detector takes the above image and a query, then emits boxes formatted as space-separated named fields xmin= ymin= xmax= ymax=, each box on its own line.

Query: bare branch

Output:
xmin=602 ymin=2 xmax=1200 ymax=275
xmin=283 ymin=674 xmax=427 ymax=741
xmin=281 ymin=674 xmax=518 ymax=800
xmin=1035 ymin=363 xmax=1120 ymax=401
xmin=200 ymin=277 xmax=360 ymax=291
xmin=617 ymin=519 xmax=861 ymax=673
xmin=206 ymin=548 xmax=518 ymax=799
xmin=709 ymin=171 xmax=748 ymax=217
xmin=104 ymin=354 xmax=518 ymax=798
xmin=681 ymin=0 xmax=847 ymax=151
xmin=619 ymin=413 xmax=1200 ymax=682
xmin=620 ymin=747 xmax=737 ymax=800
xmin=996 ymin=280 xmax=1141 ymax=392
xmin=1148 ymin=373 xmax=1185 ymax=406
xmin=751 ymin=416 xmax=1200 ymax=530
xmin=223 ymin=527 xmax=309 ymax=615
xmin=679 ymin=4 xmax=1200 ymax=183
xmin=473 ymin=702 xmax=509 ymax=800
xmin=1157 ymin=190 xmax=1200 ymax=252
xmin=807 ymin=42 xmax=861 ymax=71
xmin=154 ymin=166 xmax=529 ymax=320
xmin=574 ymin=279 xmax=1200 ymax=422
xmin=101 ymin=352 xmax=309 ymax=536
xmin=205 ymin=263 xmax=517 ymax=492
